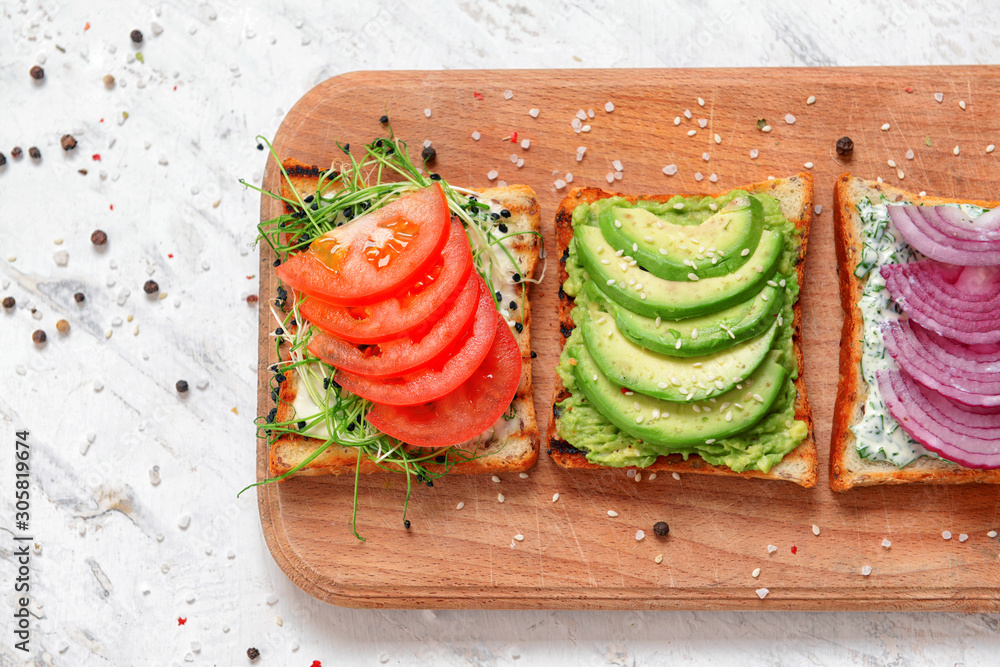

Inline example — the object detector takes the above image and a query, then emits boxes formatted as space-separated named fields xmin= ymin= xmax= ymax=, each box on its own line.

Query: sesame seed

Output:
xmin=648 ymin=473 xmax=657 ymax=480
xmin=882 ymin=538 xmax=891 ymax=548
xmin=761 ymin=125 xmax=771 ymax=133
xmin=632 ymin=243 xmax=638 ymax=252
xmin=687 ymin=273 xmax=699 ymax=281
xmin=755 ymin=265 xmax=763 ymax=273
xmin=812 ymin=525 xmax=820 ymax=536
xmin=593 ymin=374 xmax=599 ymax=382
xmin=492 ymin=475 xmax=501 ymax=483
xmin=740 ymin=248 xmax=750 ymax=257
xmin=582 ymin=125 xmax=591 ymax=132
xmin=672 ymin=472 xmax=680 ymax=480
xmin=616 ymin=249 xmax=624 ymax=256
xmin=498 ymin=493 xmax=505 ymax=503
xmin=959 ymin=100 xmax=967 ymax=110
xmin=675 ymin=339 xmax=682 ymax=350
xmin=519 ymin=472 xmax=529 ymax=479
xmin=987 ymin=145 xmax=996 ymax=153
xmin=687 ymin=129 xmax=697 ymax=137
xmin=705 ymin=438 xmax=715 ymax=444
xmin=674 ymin=116 xmax=681 ymax=125
xmin=804 ymin=162 xmax=813 ymax=169
xmin=606 ymin=278 xmax=616 ymax=286
xmin=761 ymin=294 xmax=768 ymax=302
xmin=640 ymin=292 xmax=647 ymax=300
xmin=692 ymin=405 xmax=700 ymax=413
xmin=753 ymin=393 xmax=764 ymax=402
xmin=752 ymin=568 xmax=761 ymax=578
xmin=673 ymin=203 xmax=685 ymax=210
xmin=651 ymin=408 xmax=661 ymax=418
xmin=644 ymin=235 xmax=654 ymax=243
xmin=807 ymin=95 xmax=816 ymax=105
xmin=756 ymin=588 xmax=769 ymax=599
xmin=654 ymin=316 xmax=661 ymax=327
xmin=725 ymin=411 xmax=733 ymax=422
xmin=987 ymin=530 xmax=997 ymax=538
xmin=654 ymin=554 xmax=663 ymax=564
xmin=785 ymin=114 xmax=796 ymax=125
xmin=881 ymin=123 xmax=891 ymax=131
xmin=897 ymin=169 xmax=905 ymax=179
xmin=942 ymin=531 xmax=952 ymax=540
xmin=697 ymin=97 xmax=705 ymax=107
xmin=607 ymin=510 xmax=618 ymax=517
xmin=953 ymin=145 xmax=961 ymax=156
xmin=861 ymin=566 xmax=872 ymax=576
xmin=552 ymin=493 xmax=560 ymax=502
xmin=456 ymin=502 xmax=465 ymax=510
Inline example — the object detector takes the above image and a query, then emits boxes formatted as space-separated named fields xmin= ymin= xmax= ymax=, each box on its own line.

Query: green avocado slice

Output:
xmin=581 ymin=279 xmax=785 ymax=357
xmin=575 ymin=224 xmax=784 ymax=319
xmin=568 ymin=345 xmax=787 ymax=448
xmin=598 ymin=195 xmax=763 ymax=280
xmin=578 ymin=295 xmax=779 ymax=402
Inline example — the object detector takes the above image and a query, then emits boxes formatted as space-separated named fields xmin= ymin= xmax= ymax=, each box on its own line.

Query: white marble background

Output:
xmin=1 ymin=0 xmax=999 ymax=665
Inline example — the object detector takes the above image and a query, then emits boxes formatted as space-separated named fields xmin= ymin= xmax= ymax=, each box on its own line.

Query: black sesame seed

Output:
xmin=297 ymin=420 xmax=306 ymax=430
xmin=498 ymin=224 xmax=508 ymax=233
xmin=270 ymin=387 xmax=278 ymax=402
xmin=176 ymin=380 xmax=189 ymax=393
xmin=359 ymin=201 xmax=370 ymax=211
xmin=425 ymin=480 xmax=434 ymax=488
xmin=275 ymin=327 xmax=283 ymax=336
xmin=553 ymin=405 xmax=563 ymax=418
xmin=421 ymin=145 xmax=436 ymax=162
xmin=509 ymin=300 xmax=517 ymax=310
xmin=530 ymin=350 xmax=537 ymax=358
xmin=143 ymin=280 xmax=159 ymax=294
xmin=310 ymin=202 xmax=318 ymax=211
xmin=276 ymin=373 xmax=286 ymax=384
xmin=653 ymin=521 xmax=670 ymax=537
xmin=300 ymin=233 xmax=312 ymax=244
xmin=74 ymin=292 xmax=85 ymax=303
xmin=344 ymin=208 xmax=355 ymax=220
xmin=558 ymin=285 xmax=566 ymax=300
xmin=303 ymin=194 xmax=314 ymax=203
xmin=130 ymin=29 xmax=143 ymax=43
xmin=379 ymin=114 xmax=389 ymax=124
xmin=276 ymin=286 xmax=287 ymax=298
xmin=341 ymin=143 xmax=350 ymax=153
xmin=435 ymin=455 xmax=446 ymax=463
xmin=266 ymin=408 xmax=277 ymax=423
xmin=561 ymin=248 xmax=570 ymax=263
xmin=256 ymin=143 xmax=264 ymax=151
xmin=429 ymin=173 xmax=441 ymax=181
xmin=468 ymin=195 xmax=478 ymax=202
xmin=490 ymin=212 xmax=500 ymax=221
xmin=346 ymin=422 xmax=355 ymax=431
xmin=500 ymin=209 xmax=511 ymax=218
xmin=403 ymin=519 xmax=411 ymax=529
xmin=514 ymin=322 xmax=523 ymax=333
xmin=560 ymin=324 xmax=572 ymax=338
xmin=273 ymin=258 xmax=281 ymax=267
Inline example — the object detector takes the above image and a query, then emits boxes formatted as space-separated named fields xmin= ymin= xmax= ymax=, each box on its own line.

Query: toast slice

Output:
xmin=265 ymin=159 xmax=540 ymax=477
xmin=830 ymin=173 xmax=1000 ymax=490
xmin=548 ymin=174 xmax=817 ymax=487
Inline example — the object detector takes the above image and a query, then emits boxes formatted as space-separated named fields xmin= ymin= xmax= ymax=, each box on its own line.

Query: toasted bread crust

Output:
xmin=548 ymin=175 xmax=817 ymax=487
xmin=264 ymin=160 xmax=539 ymax=478
xmin=829 ymin=173 xmax=1000 ymax=490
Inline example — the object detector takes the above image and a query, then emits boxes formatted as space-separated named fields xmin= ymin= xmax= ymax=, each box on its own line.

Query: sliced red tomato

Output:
xmin=334 ymin=287 xmax=499 ymax=405
xmin=298 ymin=218 xmax=473 ymax=343
xmin=276 ymin=183 xmax=451 ymax=306
xmin=366 ymin=317 xmax=522 ymax=447
xmin=306 ymin=274 xmax=482 ymax=378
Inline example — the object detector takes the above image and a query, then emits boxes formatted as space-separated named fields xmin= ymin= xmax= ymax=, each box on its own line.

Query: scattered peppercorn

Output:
xmin=246 ymin=647 xmax=260 ymax=660
xmin=74 ymin=292 xmax=85 ymax=303
xmin=836 ymin=136 xmax=854 ymax=156
xmin=653 ymin=521 xmax=670 ymax=536
xmin=12 ymin=147 xmax=23 ymax=159
xmin=246 ymin=294 xmax=259 ymax=304
xmin=512 ymin=273 xmax=521 ymax=282
xmin=29 ymin=65 xmax=44 ymax=80
xmin=176 ymin=380 xmax=189 ymax=393
xmin=32 ymin=330 xmax=46 ymax=344
xmin=103 ymin=73 xmax=115 ymax=88
xmin=56 ymin=319 xmax=70 ymax=334
xmin=0 ymin=153 xmax=6 ymax=166
xmin=61 ymin=134 xmax=77 ymax=151
xmin=379 ymin=114 xmax=389 ymax=124
xmin=421 ymin=145 xmax=436 ymax=163
xmin=2 ymin=296 xmax=14 ymax=309
xmin=91 ymin=229 xmax=107 ymax=245
xmin=143 ymin=280 xmax=159 ymax=294
xmin=403 ymin=519 xmax=411 ymax=529
xmin=130 ymin=29 xmax=143 ymax=43
xmin=28 ymin=146 xmax=41 ymax=159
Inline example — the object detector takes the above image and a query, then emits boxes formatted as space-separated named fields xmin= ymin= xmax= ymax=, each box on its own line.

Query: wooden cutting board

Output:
xmin=256 ymin=67 xmax=1000 ymax=610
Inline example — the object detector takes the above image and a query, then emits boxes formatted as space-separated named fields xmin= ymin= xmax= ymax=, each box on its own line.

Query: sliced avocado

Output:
xmin=569 ymin=345 xmax=787 ymax=447
xmin=581 ymin=279 xmax=785 ymax=357
xmin=599 ymin=196 xmax=763 ymax=280
xmin=578 ymin=295 xmax=779 ymax=402
xmin=575 ymin=224 xmax=784 ymax=319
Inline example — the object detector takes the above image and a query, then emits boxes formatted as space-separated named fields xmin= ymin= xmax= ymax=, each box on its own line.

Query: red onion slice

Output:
xmin=888 ymin=205 xmax=1000 ymax=266
xmin=882 ymin=320 xmax=1000 ymax=403
xmin=878 ymin=369 xmax=1000 ymax=469
xmin=934 ymin=205 xmax=1000 ymax=240
xmin=908 ymin=321 xmax=1000 ymax=371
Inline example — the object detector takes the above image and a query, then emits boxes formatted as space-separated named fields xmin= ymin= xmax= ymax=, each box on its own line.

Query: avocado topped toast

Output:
xmin=548 ymin=174 xmax=817 ymax=487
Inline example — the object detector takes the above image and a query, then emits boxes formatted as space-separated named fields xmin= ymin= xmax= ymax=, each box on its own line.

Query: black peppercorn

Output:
xmin=403 ymin=519 xmax=411 ymax=529
xmin=176 ymin=380 xmax=189 ymax=393
xmin=247 ymin=647 xmax=260 ymax=660
xmin=28 ymin=146 xmax=41 ymax=159
xmin=73 ymin=292 xmax=85 ymax=303
xmin=246 ymin=294 xmax=258 ymax=304
xmin=421 ymin=145 xmax=436 ymax=163
xmin=30 ymin=65 xmax=44 ymax=80
xmin=512 ymin=273 xmax=521 ymax=282
xmin=12 ymin=147 xmax=22 ymax=159
xmin=379 ymin=114 xmax=388 ymax=124
xmin=653 ymin=521 xmax=670 ymax=537
xmin=143 ymin=280 xmax=159 ymax=294
xmin=836 ymin=136 xmax=854 ymax=156
xmin=61 ymin=134 xmax=77 ymax=151
xmin=32 ymin=330 xmax=47 ymax=344
xmin=130 ymin=29 xmax=143 ymax=44
xmin=91 ymin=229 xmax=107 ymax=245
xmin=0 ymin=153 xmax=6 ymax=166
xmin=2 ymin=296 xmax=15 ymax=309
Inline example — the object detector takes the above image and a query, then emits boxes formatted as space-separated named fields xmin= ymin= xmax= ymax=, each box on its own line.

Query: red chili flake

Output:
xmin=620 ymin=387 xmax=628 ymax=394
xmin=473 ymin=92 xmax=484 ymax=100
xmin=92 ymin=154 xmax=101 ymax=161
xmin=177 ymin=617 xmax=187 ymax=626
xmin=168 ymin=253 xmax=174 ymax=258
xmin=310 ymin=662 xmax=322 ymax=667
xmin=246 ymin=274 xmax=255 ymax=279
xmin=510 ymin=131 xmax=517 ymax=143
xmin=109 ymin=204 xmax=114 ymax=211
xmin=99 ymin=118 xmax=104 ymax=123
xmin=790 ymin=545 xmax=797 ymax=554
xmin=905 ymin=86 xmax=914 ymax=93
xmin=84 ymin=22 xmax=91 ymax=31
xmin=173 ymin=85 xmax=177 ymax=91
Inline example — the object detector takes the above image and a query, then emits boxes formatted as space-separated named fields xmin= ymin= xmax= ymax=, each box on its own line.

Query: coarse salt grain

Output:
xmin=684 ymin=109 xmax=692 ymax=119
xmin=881 ymin=538 xmax=891 ymax=548
xmin=756 ymin=588 xmax=769 ymax=599
xmin=942 ymin=531 xmax=952 ymax=540
xmin=906 ymin=149 xmax=915 ymax=159
xmin=472 ymin=131 xmax=481 ymax=141
xmin=767 ymin=544 xmax=777 ymax=554
xmin=503 ymin=90 xmax=513 ymax=100
xmin=935 ymin=92 xmax=944 ymax=102
xmin=959 ymin=533 xmax=969 ymax=542
xmin=702 ymin=152 xmax=711 ymax=161
xmin=529 ymin=108 xmax=539 ymax=118
xmin=694 ymin=172 xmax=704 ymax=182
xmin=606 ymin=172 xmax=615 ymax=184
xmin=487 ymin=169 xmax=498 ymax=180
xmin=636 ymin=530 xmax=645 ymax=541
xmin=750 ymin=149 xmax=759 ymax=159
xmin=605 ymin=101 xmax=614 ymax=112
xmin=607 ymin=510 xmax=618 ymax=517
xmin=662 ymin=164 xmax=678 ymax=176
xmin=861 ymin=565 xmax=872 ymax=576
xmin=554 ymin=179 xmax=566 ymax=190
xmin=814 ymin=205 xmax=823 ymax=215
xmin=785 ymin=114 xmax=796 ymax=124
xmin=698 ymin=118 xmax=708 ymax=128
xmin=709 ymin=173 xmax=718 ymax=183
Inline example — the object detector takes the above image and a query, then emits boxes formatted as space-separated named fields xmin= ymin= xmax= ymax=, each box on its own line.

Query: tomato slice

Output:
xmin=298 ymin=218 xmax=473 ymax=343
xmin=334 ymin=287 xmax=499 ymax=405
xmin=276 ymin=184 xmax=451 ymax=306
xmin=366 ymin=316 xmax=522 ymax=447
xmin=306 ymin=274 xmax=482 ymax=378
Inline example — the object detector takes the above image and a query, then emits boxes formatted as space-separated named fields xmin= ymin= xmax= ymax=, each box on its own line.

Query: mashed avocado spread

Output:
xmin=555 ymin=191 xmax=808 ymax=472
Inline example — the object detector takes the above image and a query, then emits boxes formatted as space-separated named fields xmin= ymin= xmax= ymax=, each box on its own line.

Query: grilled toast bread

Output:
xmin=548 ymin=174 xmax=817 ymax=487
xmin=266 ymin=159 xmax=539 ymax=477
xmin=830 ymin=173 xmax=1000 ymax=490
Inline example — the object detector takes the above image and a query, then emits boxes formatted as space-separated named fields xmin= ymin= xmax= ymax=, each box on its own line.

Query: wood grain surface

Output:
xmin=256 ymin=67 xmax=1000 ymax=610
